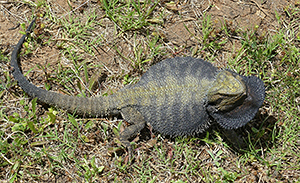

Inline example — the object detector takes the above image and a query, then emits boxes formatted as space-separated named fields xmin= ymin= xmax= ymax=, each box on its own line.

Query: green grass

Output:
xmin=0 ymin=1 xmax=299 ymax=182
xmin=101 ymin=0 xmax=161 ymax=31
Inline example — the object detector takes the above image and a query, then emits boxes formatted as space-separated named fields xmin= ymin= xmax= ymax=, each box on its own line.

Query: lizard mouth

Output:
xmin=207 ymin=75 xmax=265 ymax=129
xmin=207 ymin=93 xmax=247 ymax=113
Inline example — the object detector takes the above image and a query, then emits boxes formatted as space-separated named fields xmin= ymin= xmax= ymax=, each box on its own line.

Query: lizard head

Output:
xmin=207 ymin=70 xmax=247 ymax=112
xmin=207 ymin=70 xmax=265 ymax=129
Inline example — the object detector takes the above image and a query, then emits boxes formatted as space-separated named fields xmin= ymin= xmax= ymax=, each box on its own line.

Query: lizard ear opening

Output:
xmin=207 ymin=75 xmax=265 ymax=129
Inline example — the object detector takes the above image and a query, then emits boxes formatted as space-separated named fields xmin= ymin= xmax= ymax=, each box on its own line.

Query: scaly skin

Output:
xmin=208 ymin=70 xmax=246 ymax=111
xmin=11 ymin=18 xmax=265 ymax=155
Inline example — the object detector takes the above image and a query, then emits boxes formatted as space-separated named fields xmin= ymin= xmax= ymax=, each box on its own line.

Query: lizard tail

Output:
xmin=11 ymin=17 xmax=111 ymax=117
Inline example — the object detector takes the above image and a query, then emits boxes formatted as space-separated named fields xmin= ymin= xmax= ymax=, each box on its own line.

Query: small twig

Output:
xmin=1 ymin=152 xmax=45 ymax=169
xmin=58 ymin=0 xmax=90 ymax=20
xmin=0 ymin=4 xmax=26 ymax=21
xmin=8 ymin=23 xmax=20 ymax=30
xmin=249 ymin=0 xmax=270 ymax=17
xmin=0 ymin=152 xmax=14 ymax=165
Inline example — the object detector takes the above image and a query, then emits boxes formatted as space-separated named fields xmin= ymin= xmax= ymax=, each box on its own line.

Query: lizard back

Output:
xmin=118 ymin=57 xmax=218 ymax=136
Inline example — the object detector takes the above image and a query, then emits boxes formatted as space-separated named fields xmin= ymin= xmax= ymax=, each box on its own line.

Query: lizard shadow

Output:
xmin=201 ymin=112 xmax=277 ymax=154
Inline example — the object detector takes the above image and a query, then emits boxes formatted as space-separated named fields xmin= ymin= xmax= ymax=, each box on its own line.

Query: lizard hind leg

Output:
xmin=120 ymin=107 xmax=146 ymax=157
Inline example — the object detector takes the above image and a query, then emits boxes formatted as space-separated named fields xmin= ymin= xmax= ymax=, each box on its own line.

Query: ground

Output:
xmin=0 ymin=0 xmax=299 ymax=182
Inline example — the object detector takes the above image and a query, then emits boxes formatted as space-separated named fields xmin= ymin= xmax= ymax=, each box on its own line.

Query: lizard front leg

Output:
xmin=120 ymin=107 xmax=146 ymax=157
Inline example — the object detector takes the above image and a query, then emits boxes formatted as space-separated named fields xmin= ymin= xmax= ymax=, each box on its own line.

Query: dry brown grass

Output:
xmin=0 ymin=0 xmax=299 ymax=182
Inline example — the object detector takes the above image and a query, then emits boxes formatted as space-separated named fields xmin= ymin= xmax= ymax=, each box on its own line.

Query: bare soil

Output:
xmin=0 ymin=0 xmax=298 ymax=182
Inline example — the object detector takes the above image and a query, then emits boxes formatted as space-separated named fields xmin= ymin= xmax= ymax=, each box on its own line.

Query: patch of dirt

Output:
xmin=0 ymin=0 xmax=291 ymax=55
xmin=0 ymin=0 xmax=297 ymax=182
xmin=191 ymin=0 xmax=289 ymax=32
